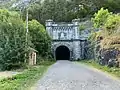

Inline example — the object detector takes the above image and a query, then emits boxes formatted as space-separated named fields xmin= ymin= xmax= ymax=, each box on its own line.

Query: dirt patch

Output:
xmin=0 ymin=71 xmax=20 ymax=79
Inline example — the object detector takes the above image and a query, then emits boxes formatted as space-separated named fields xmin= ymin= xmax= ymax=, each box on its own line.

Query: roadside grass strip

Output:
xmin=0 ymin=62 xmax=53 ymax=90
xmin=78 ymin=60 xmax=120 ymax=78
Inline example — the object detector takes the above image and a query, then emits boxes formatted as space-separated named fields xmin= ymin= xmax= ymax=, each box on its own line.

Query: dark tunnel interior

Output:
xmin=55 ymin=46 xmax=70 ymax=60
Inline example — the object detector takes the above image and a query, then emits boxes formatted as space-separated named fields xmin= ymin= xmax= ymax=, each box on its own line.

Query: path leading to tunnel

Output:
xmin=35 ymin=60 xmax=120 ymax=90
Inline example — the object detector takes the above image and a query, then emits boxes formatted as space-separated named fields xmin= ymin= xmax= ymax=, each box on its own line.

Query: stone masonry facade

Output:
xmin=46 ymin=19 xmax=90 ymax=60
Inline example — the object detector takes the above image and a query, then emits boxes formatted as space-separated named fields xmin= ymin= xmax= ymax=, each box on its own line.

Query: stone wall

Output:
xmin=46 ymin=19 xmax=90 ymax=60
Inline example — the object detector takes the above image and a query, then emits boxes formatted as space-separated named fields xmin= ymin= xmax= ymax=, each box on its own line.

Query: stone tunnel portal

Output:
xmin=55 ymin=45 xmax=70 ymax=60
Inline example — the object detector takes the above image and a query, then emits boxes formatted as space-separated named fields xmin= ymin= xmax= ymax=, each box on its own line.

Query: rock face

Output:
xmin=0 ymin=0 xmax=37 ymax=9
xmin=46 ymin=19 xmax=91 ymax=60
xmin=98 ymin=49 xmax=120 ymax=67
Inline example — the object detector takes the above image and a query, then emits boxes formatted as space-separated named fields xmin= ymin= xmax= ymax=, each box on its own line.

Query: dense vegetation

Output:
xmin=1 ymin=0 xmax=120 ymax=24
xmin=88 ymin=8 xmax=120 ymax=67
xmin=0 ymin=9 xmax=29 ymax=70
xmin=28 ymin=20 xmax=51 ymax=57
xmin=0 ymin=0 xmax=120 ymax=69
xmin=0 ymin=9 xmax=51 ymax=70
xmin=23 ymin=0 xmax=120 ymax=24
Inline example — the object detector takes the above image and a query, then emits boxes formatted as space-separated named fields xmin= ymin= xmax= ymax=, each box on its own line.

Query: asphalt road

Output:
xmin=35 ymin=60 xmax=120 ymax=90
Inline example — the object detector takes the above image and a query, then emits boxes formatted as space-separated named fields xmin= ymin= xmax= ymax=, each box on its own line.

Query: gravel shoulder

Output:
xmin=35 ymin=60 xmax=120 ymax=90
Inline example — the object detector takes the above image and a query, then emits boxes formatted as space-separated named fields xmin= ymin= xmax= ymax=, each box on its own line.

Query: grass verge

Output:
xmin=0 ymin=61 xmax=55 ymax=90
xmin=79 ymin=60 xmax=120 ymax=78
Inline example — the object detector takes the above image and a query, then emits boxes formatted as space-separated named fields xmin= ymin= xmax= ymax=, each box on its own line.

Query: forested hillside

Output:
xmin=0 ymin=0 xmax=120 ymax=89
xmin=0 ymin=0 xmax=120 ymax=70
xmin=1 ymin=0 xmax=120 ymax=24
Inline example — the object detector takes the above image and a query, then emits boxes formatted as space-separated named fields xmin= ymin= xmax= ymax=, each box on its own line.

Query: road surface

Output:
xmin=35 ymin=60 xmax=120 ymax=90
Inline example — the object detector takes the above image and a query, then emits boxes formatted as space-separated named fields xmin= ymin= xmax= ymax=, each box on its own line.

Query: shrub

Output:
xmin=0 ymin=9 xmax=32 ymax=70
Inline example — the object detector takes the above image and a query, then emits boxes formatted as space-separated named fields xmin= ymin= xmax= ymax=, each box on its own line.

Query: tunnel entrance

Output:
xmin=55 ymin=46 xmax=70 ymax=60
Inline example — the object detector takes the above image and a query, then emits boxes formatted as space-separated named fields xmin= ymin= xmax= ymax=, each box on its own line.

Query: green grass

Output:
xmin=79 ymin=60 xmax=120 ymax=77
xmin=0 ymin=61 xmax=55 ymax=90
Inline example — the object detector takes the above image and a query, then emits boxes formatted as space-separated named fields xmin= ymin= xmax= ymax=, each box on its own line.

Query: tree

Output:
xmin=89 ymin=8 xmax=120 ymax=66
xmin=17 ymin=0 xmax=119 ymax=25
xmin=104 ymin=14 xmax=120 ymax=35
xmin=103 ymin=0 xmax=120 ymax=13
xmin=92 ymin=8 xmax=111 ymax=28
xmin=28 ymin=20 xmax=51 ymax=57
xmin=92 ymin=8 xmax=120 ymax=35
xmin=0 ymin=9 xmax=32 ymax=70
xmin=26 ymin=0 xmax=95 ymax=24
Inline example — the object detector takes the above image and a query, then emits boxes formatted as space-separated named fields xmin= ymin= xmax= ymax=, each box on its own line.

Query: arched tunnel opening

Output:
xmin=55 ymin=46 xmax=70 ymax=60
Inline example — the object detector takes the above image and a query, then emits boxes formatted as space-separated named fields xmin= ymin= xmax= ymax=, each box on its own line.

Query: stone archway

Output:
xmin=55 ymin=45 xmax=70 ymax=60
xmin=52 ymin=42 xmax=73 ymax=60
